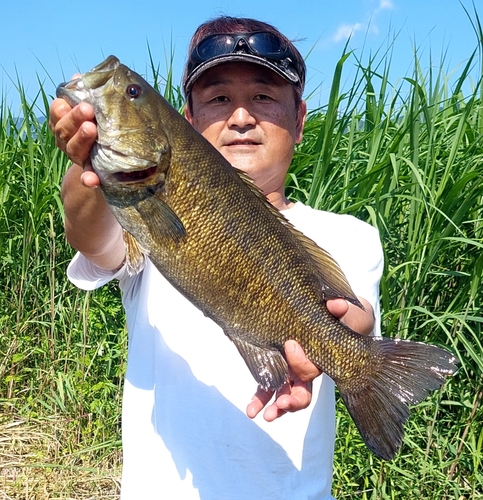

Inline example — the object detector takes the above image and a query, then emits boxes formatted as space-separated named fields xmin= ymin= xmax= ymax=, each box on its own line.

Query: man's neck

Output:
xmin=266 ymin=191 xmax=295 ymax=211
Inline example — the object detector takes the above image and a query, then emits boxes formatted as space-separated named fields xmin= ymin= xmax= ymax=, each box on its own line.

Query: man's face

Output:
xmin=185 ymin=62 xmax=306 ymax=196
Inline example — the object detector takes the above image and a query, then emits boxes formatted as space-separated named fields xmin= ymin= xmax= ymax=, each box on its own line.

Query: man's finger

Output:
xmin=246 ymin=386 xmax=274 ymax=419
xmin=326 ymin=298 xmax=349 ymax=319
xmin=284 ymin=340 xmax=321 ymax=382
xmin=64 ymin=120 xmax=97 ymax=166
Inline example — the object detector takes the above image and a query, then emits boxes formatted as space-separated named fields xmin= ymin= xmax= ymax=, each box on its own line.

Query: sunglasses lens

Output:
xmin=247 ymin=33 xmax=286 ymax=58
xmin=197 ymin=35 xmax=235 ymax=59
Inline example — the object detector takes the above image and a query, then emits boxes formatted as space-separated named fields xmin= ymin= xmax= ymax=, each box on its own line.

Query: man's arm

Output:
xmin=50 ymin=98 xmax=125 ymax=271
xmin=247 ymin=297 xmax=374 ymax=421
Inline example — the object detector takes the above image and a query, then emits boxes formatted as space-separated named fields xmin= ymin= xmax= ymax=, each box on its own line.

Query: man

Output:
xmin=50 ymin=16 xmax=383 ymax=499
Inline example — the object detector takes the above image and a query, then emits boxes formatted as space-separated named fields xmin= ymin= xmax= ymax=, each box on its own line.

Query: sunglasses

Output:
xmin=190 ymin=32 xmax=293 ymax=63
xmin=184 ymin=31 xmax=304 ymax=94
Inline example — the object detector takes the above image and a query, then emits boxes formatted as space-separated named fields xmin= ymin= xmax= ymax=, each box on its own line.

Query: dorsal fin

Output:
xmin=235 ymin=168 xmax=363 ymax=309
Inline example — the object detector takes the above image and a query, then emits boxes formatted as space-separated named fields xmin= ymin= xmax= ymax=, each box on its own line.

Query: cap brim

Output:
xmin=183 ymin=53 xmax=300 ymax=95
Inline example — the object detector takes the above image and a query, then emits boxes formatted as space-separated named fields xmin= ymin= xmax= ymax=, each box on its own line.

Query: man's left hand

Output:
xmin=246 ymin=297 xmax=373 ymax=421
xmin=246 ymin=339 xmax=320 ymax=421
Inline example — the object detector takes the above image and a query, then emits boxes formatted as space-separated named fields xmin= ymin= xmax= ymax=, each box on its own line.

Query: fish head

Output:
xmin=56 ymin=55 xmax=170 ymax=191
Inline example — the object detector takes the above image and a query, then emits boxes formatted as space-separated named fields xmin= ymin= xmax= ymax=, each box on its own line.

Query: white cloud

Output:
xmin=378 ymin=0 xmax=394 ymax=11
xmin=330 ymin=0 xmax=394 ymax=44
xmin=332 ymin=23 xmax=363 ymax=43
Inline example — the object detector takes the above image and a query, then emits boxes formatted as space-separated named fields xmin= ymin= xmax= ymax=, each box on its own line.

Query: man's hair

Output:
xmin=182 ymin=16 xmax=306 ymax=109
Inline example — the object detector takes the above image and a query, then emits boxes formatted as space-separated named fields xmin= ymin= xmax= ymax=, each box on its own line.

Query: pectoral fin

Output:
xmin=229 ymin=335 xmax=289 ymax=391
xmin=135 ymin=194 xmax=186 ymax=244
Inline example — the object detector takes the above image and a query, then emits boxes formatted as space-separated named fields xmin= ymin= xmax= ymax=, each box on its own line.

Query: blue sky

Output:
xmin=1 ymin=0 xmax=481 ymax=112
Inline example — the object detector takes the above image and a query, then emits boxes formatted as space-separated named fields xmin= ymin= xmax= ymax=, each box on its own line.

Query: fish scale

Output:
xmin=57 ymin=55 xmax=458 ymax=461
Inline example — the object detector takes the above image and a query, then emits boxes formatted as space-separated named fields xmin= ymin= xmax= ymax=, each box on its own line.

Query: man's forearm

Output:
xmin=62 ymin=163 xmax=125 ymax=270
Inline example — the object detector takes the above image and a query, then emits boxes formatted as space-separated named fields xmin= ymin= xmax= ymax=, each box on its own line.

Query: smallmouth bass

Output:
xmin=56 ymin=56 xmax=457 ymax=460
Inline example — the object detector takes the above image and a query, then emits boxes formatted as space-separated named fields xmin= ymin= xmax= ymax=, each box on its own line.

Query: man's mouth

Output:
xmin=226 ymin=141 xmax=259 ymax=146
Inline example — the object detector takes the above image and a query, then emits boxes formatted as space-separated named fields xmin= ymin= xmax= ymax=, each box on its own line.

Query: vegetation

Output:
xmin=1 ymin=15 xmax=482 ymax=500
xmin=0 ymin=88 xmax=124 ymax=496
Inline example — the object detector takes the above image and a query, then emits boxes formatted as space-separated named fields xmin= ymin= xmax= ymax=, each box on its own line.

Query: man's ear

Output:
xmin=184 ymin=102 xmax=194 ymax=124
xmin=296 ymin=100 xmax=307 ymax=144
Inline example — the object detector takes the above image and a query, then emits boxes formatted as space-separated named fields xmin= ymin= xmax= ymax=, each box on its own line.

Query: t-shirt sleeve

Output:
xmin=338 ymin=222 xmax=384 ymax=337
xmin=338 ymin=223 xmax=383 ymax=309
xmin=67 ymin=251 xmax=128 ymax=291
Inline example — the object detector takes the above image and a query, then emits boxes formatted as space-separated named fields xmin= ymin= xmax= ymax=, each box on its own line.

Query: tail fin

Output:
xmin=337 ymin=337 xmax=458 ymax=460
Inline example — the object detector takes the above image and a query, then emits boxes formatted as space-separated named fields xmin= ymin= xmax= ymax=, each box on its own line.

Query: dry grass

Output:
xmin=0 ymin=417 xmax=121 ymax=499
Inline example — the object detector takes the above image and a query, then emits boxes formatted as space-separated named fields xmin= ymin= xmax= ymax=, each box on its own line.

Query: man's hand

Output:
xmin=246 ymin=339 xmax=320 ymax=421
xmin=246 ymin=297 xmax=374 ymax=421
xmin=50 ymin=92 xmax=125 ymax=270
xmin=49 ymin=93 xmax=99 ymax=187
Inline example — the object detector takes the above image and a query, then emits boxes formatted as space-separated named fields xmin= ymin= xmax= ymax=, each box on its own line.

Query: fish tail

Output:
xmin=337 ymin=337 xmax=458 ymax=460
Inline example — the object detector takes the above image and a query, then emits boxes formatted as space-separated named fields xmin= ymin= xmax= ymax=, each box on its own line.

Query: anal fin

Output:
xmin=229 ymin=336 xmax=289 ymax=391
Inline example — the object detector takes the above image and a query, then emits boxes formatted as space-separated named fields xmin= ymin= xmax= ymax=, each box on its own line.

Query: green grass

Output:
xmin=1 ymin=15 xmax=483 ymax=499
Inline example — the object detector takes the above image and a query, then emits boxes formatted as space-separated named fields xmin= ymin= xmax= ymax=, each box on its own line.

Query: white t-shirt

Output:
xmin=68 ymin=202 xmax=383 ymax=500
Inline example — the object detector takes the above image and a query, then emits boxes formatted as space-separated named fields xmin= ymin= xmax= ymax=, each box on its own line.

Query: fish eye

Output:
xmin=126 ymin=84 xmax=143 ymax=99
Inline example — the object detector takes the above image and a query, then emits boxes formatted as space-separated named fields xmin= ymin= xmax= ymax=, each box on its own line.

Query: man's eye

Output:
xmin=255 ymin=94 xmax=271 ymax=101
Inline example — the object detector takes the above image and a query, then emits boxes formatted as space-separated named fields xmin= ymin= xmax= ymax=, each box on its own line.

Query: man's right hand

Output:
xmin=49 ymin=96 xmax=99 ymax=186
xmin=50 ymin=94 xmax=126 ymax=270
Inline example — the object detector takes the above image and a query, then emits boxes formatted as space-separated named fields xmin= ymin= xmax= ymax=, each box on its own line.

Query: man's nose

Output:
xmin=227 ymin=105 xmax=257 ymax=129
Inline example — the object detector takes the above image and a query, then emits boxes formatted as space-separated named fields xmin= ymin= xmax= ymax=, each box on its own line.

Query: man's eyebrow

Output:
xmin=198 ymin=74 xmax=281 ymax=90
xmin=198 ymin=77 xmax=230 ymax=89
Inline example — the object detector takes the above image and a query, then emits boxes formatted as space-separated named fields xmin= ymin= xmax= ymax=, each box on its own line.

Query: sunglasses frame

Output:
xmin=191 ymin=32 xmax=293 ymax=63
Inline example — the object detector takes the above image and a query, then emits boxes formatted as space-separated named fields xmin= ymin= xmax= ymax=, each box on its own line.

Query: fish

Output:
xmin=56 ymin=55 xmax=458 ymax=461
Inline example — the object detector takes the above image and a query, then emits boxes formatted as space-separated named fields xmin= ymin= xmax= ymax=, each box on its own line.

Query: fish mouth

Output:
xmin=56 ymin=77 xmax=87 ymax=106
xmin=83 ymin=55 xmax=120 ymax=90
xmin=113 ymin=165 xmax=158 ymax=183
xmin=91 ymin=143 xmax=163 ymax=186
xmin=87 ymin=55 xmax=120 ymax=76
xmin=56 ymin=55 xmax=121 ymax=106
